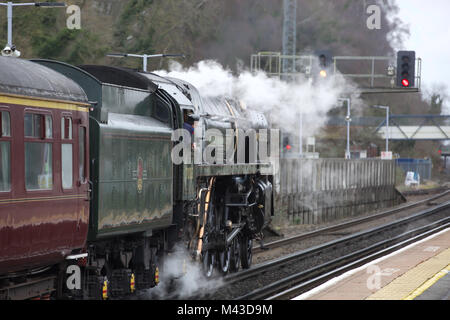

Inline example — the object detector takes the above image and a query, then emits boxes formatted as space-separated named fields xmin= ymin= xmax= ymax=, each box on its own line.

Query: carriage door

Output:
xmin=77 ymin=119 xmax=89 ymax=245
xmin=62 ymin=113 xmax=89 ymax=246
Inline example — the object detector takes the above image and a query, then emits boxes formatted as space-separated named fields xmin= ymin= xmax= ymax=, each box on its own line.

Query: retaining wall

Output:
xmin=275 ymin=159 xmax=404 ymax=225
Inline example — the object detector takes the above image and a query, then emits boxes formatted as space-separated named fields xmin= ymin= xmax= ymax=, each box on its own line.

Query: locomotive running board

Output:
xmin=196 ymin=163 xmax=272 ymax=177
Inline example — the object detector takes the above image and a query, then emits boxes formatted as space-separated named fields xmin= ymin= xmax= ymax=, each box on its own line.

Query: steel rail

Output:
xmin=223 ymin=200 xmax=450 ymax=288
xmin=156 ymin=197 xmax=450 ymax=301
xmin=264 ymin=219 xmax=450 ymax=300
xmin=253 ymin=189 xmax=450 ymax=254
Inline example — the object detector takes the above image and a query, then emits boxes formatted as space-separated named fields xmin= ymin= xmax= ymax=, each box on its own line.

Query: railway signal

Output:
xmin=282 ymin=134 xmax=293 ymax=153
xmin=396 ymin=51 xmax=416 ymax=88
xmin=315 ymin=50 xmax=333 ymax=79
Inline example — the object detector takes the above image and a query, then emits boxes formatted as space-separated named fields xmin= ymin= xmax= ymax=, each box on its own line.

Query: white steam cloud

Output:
xmin=148 ymin=245 xmax=223 ymax=299
xmin=155 ymin=60 xmax=360 ymax=136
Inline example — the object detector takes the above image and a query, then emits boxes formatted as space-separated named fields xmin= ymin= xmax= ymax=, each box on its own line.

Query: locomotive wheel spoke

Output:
xmin=240 ymin=235 xmax=253 ymax=269
xmin=229 ymin=237 xmax=241 ymax=273
xmin=202 ymin=249 xmax=215 ymax=278
xmin=218 ymin=244 xmax=231 ymax=274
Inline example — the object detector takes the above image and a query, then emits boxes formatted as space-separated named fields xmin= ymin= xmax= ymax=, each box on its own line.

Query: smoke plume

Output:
xmin=148 ymin=245 xmax=223 ymax=299
xmin=155 ymin=60 xmax=360 ymax=136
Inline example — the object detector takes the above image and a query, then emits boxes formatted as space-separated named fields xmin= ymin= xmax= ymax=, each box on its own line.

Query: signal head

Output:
xmin=314 ymin=50 xmax=333 ymax=80
xmin=396 ymin=51 xmax=416 ymax=88
xmin=401 ymin=79 xmax=410 ymax=87
xmin=319 ymin=54 xmax=327 ymax=67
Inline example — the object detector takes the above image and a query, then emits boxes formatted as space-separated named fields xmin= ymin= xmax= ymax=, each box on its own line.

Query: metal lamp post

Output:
xmin=0 ymin=2 xmax=66 ymax=54
xmin=107 ymin=53 xmax=185 ymax=72
xmin=338 ymin=98 xmax=351 ymax=159
xmin=372 ymin=105 xmax=390 ymax=153
xmin=299 ymin=111 xmax=303 ymax=158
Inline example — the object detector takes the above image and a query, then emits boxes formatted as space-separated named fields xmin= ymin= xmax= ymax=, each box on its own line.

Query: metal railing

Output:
xmin=250 ymin=52 xmax=314 ymax=79
xmin=250 ymin=52 xmax=422 ymax=91
xmin=333 ymin=55 xmax=422 ymax=90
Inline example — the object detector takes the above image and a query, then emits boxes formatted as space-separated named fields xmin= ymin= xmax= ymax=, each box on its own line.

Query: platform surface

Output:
xmin=293 ymin=228 xmax=450 ymax=300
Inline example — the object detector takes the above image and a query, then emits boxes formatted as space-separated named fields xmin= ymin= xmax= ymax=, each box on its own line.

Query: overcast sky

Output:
xmin=395 ymin=0 xmax=450 ymax=111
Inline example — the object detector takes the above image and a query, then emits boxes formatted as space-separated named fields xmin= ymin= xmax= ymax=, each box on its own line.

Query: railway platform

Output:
xmin=293 ymin=228 xmax=450 ymax=300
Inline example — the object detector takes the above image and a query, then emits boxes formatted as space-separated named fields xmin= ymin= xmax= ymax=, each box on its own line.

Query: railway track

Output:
xmin=138 ymin=190 xmax=450 ymax=300
xmin=253 ymin=189 xmax=450 ymax=255
xmin=266 ymin=221 xmax=450 ymax=300
xmin=400 ymin=186 xmax=449 ymax=196
xmin=209 ymin=198 xmax=450 ymax=300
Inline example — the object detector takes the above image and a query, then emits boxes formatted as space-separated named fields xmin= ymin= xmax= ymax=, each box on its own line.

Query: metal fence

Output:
xmin=333 ymin=56 xmax=422 ymax=90
xmin=396 ymin=158 xmax=432 ymax=181
xmin=250 ymin=52 xmax=422 ymax=94
xmin=276 ymin=158 xmax=403 ymax=225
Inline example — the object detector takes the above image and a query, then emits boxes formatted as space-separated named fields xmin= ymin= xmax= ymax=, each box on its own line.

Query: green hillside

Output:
xmin=0 ymin=0 xmax=445 ymax=178
xmin=0 ymin=0 xmax=401 ymax=68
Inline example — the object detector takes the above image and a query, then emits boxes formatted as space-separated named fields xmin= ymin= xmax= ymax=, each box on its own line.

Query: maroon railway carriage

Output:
xmin=0 ymin=57 xmax=90 ymax=278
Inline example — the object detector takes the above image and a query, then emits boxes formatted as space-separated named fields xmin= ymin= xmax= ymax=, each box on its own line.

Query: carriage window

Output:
xmin=79 ymin=127 xmax=86 ymax=182
xmin=25 ymin=113 xmax=53 ymax=190
xmin=25 ymin=142 xmax=52 ymax=190
xmin=45 ymin=115 xmax=53 ymax=138
xmin=0 ymin=141 xmax=10 ymax=192
xmin=61 ymin=117 xmax=72 ymax=139
xmin=61 ymin=117 xmax=73 ymax=189
xmin=0 ymin=111 xmax=11 ymax=192
xmin=1 ymin=111 xmax=11 ymax=137
xmin=62 ymin=144 xmax=73 ymax=189
xmin=25 ymin=113 xmax=52 ymax=138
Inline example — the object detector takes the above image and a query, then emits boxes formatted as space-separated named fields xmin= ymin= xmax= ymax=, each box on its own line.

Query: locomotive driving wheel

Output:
xmin=216 ymin=199 xmax=231 ymax=274
xmin=240 ymin=234 xmax=253 ymax=269
xmin=229 ymin=236 xmax=241 ymax=273
xmin=202 ymin=241 xmax=215 ymax=278
xmin=218 ymin=241 xmax=231 ymax=274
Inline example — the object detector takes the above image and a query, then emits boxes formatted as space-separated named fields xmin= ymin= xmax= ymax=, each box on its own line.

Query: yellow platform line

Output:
xmin=366 ymin=248 xmax=450 ymax=300
xmin=403 ymin=264 xmax=450 ymax=300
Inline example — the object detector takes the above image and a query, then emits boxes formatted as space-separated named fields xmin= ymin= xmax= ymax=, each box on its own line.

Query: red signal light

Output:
xmin=286 ymin=145 xmax=292 ymax=151
xmin=401 ymin=79 xmax=410 ymax=87
xmin=439 ymin=149 xmax=442 ymax=155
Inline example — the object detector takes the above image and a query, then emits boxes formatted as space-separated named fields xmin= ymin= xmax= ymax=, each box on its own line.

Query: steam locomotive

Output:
xmin=0 ymin=57 xmax=274 ymax=300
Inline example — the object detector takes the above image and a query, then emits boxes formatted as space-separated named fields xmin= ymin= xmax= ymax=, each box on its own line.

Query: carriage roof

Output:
xmin=0 ymin=57 xmax=88 ymax=104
